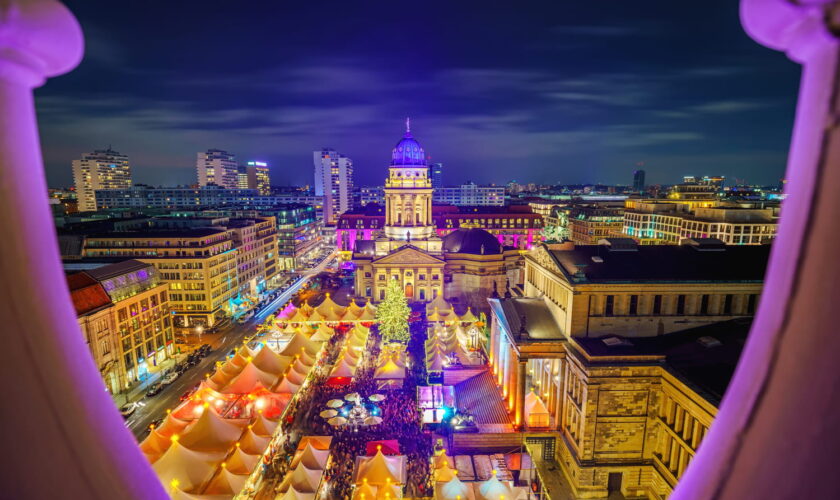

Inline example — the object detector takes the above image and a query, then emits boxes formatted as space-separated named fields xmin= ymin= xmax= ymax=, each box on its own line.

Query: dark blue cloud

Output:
xmin=38 ymin=0 xmax=799 ymax=188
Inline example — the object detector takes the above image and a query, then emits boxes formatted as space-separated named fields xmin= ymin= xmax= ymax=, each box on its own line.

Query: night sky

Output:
xmin=39 ymin=0 xmax=800 ymax=188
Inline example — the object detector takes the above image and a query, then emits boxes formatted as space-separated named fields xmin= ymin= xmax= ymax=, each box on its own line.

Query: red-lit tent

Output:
xmin=366 ymin=440 xmax=400 ymax=456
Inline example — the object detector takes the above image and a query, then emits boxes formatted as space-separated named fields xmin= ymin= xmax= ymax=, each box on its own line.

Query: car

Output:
xmin=161 ymin=372 xmax=179 ymax=385
xmin=145 ymin=383 xmax=163 ymax=397
xmin=119 ymin=403 xmax=137 ymax=418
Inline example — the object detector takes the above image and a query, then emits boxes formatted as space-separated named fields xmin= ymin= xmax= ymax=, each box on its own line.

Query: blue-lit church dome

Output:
xmin=391 ymin=119 xmax=427 ymax=166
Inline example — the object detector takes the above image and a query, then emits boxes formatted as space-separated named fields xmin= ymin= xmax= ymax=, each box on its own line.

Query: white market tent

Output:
xmin=278 ymin=462 xmax=324 ymax=494
xmin=426 ymin=294 xmax=453 ymax=316
xmin=292 ymin=442 xmax=330 ymax=470
xmin=178 ymin=408 xmax=245 ymax=453
xmin=279 ymin=486 xmax=317 ymax=500
xmin=374 ymin=360 xmax=406 ymax=381
xmin=151 ymin=441 xmax=225 ymax=493
xmin=434 ymin=475 xmax=475 ymax=500
xmin=524 ymin=391 xmax=550 ymax=428
xmin=252 ymin=346 xmax=292 ymax=376
xmin=354 ymin=450 xmax=406 ymax=486
xmin=203 ymin=467 xmax=248 ymax=496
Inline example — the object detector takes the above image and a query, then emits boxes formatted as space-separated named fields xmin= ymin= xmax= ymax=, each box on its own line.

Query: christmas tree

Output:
xmin=376 ymin=278 xmax=410 ymax=344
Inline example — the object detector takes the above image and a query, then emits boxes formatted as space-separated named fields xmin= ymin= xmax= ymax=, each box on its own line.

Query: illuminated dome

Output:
xmin=443 ymin=228 xmax=502 ymax=255
xmin=391 ymin=118 xmax=427 ymax=166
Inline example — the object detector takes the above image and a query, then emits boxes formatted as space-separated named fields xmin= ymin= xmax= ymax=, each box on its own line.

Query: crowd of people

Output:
xmin=253 ymin=304 xmax=441 ymax=499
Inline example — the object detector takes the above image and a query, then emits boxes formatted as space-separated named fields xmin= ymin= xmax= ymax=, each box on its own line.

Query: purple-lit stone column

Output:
xmin=674 ymin=1 xmax=840 ymax=498
xmin=0 ymin=2 xmax=167 ymax=498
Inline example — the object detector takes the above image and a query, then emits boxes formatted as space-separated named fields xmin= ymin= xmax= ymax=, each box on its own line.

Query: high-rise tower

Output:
xmin=72 ymin=148 xmax=132 ymax=211
xmin=313 ymin=149 xmax=353 ymax=225
xmin=197 ymin=149 xmax=238 ymax=189
xmin=383 ymin=119 xmax=435 ymax=240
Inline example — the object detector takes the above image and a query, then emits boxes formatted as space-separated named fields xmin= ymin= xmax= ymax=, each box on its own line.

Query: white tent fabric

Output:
xmin=426 ymin=294 xmax=453 ymax=315
xmin=278 ymin=463 xmax=323 ymax=493
xmin=475 ymin=474 xmax=513 ymax=500
xmin=458 ymin=307 xmax=478 ymax=323
xmin=279 ymin=487 xmax=317 ymax=500
xmin=316 ymin=293 xmax=346 ymax=316
xmin=203 ymin=467 xmax=248 ymax=495
xmin=220 ymin=362 xmax=278 ymax=394
xmin=275 ymin=376 xmax=301 ymax=395
xmin=151 ymin=441 xmax=225 ymax=493
xmin=353 ymin=480 xmax=377 ymax=500
xmin=356 ymin=450 xmax=405 ymax=486
xmin=225 ymin=446 xmax=259 ymax=475
xmin=239 ymin=428 xmax=270 ymax=455
xmin=330 ymin=357 xmax=357 ymax=378
xmin=280 ymin=333 xmax=320 ymax=357
xmin=252 ymin=346 xmax=292 ymax=376
xmin=524 ymin=391 xmax=550 ymax=428
xmin=434 ymin=462 xmax=458 ymax=483
xmin=356 ymin=308 xmax=376 ymax=322
xmin=140 ymin=428 xmax=172 ymax=461
xmin=292 ymin=442 xmax=330 ymax=470
xmin=250 ymin=412 xmax=278 ymax=437
xmin=426 ymin=351 xmax=448 ymax=372
xmin=374 ymin=360 xmax=406 ymax=380
xmin=434 ymin=475 xmax=474 ymax=500
xmin=178 ymin=407 xmax=244 ymax=452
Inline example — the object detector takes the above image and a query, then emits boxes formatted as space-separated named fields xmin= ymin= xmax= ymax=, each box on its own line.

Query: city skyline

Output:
xmin=38 ymin=1 xmax=798 ymax=188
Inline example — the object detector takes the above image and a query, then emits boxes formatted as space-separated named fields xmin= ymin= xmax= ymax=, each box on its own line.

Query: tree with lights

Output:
xmin=376 ymin=278 xmax=410 ymax=344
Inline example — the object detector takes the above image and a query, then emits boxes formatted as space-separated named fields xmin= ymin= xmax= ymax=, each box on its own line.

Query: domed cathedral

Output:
xmin=351 ymin=120 xmax=525 ymax=310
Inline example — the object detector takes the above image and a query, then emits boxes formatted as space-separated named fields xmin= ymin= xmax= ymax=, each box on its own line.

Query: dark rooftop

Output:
xmin=549 ymin=243 xmax=771 ymax=283
xmin=488 ymin=297 xmax=564 ymax=341
xmin=442 ymin=228 xmax=502 ymax=255
xmin=85 ymin=259 xmax=152 ymax=281
xmin=574 ymin=318 xmax=752 ymax=405
xmin=86 ymin=228 xmax=227 ymax=239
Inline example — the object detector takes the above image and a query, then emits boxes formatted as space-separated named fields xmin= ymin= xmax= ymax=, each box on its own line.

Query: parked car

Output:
xmin=145 ymin=383 xmax=163 ymax=397
xmin=119 ymin=403 xmax=137 ymax=418
xmin=161 ymin=372 xmax=179 ymax=385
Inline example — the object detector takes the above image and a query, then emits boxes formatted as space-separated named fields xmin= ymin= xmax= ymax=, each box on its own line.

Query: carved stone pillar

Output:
xmin=0 ymin=1 xmax=167 ymax=497
xmin=674 ymin=1 xmax=840 ymax=499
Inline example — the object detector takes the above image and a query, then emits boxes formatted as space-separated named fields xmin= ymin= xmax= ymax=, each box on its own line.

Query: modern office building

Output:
xmin=622 ymin=199 xmax=779 ymax=245
xmin=71 ymin=148 xmax=132 ymax=212
xmin=430 ymin=162 xmax=443 ymax=190
xmin=82 ymin=228 xmax=238 ymax=329
xmin=355 ymin=185 xmax=385 ymax=207
xmin=196 ymin=149 xmax=238 ymax=189
xmin=243 ymin=161 xmax=271 ymax=195
xmin=633 ymin=169 xmax=646 ymax=192
xmin=67 ymin=260 xmax=174 ymax=394
xmin=433 ymin=182 xmax=505 ymax=206
xmin=568 ymin=205 xmax=626 ymax=244
xmin=313 ymin=148 xmax=354 ymax=225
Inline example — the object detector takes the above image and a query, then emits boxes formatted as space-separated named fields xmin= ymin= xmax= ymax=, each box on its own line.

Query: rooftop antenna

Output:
xmin=406 ymin=116 xmax=410 ymax=133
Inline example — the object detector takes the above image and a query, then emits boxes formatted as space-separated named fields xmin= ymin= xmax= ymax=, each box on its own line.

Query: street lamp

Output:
xmin=196 ymin=325 xmax=204 ymax=343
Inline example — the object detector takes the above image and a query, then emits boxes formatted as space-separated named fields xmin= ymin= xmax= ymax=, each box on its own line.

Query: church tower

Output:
xmin=383 ymin=118 xmax=436 ymax=240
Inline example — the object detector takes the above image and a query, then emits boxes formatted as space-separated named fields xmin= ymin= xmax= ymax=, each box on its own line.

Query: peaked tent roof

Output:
xmin=179 ymin=407 xmax=244 ymax=452
xmin=151 ymin=441 xmax=225 ymax=493
xmin=250 ymin=412 xmax=278 ymax=437
xmin=221 ymin=362 xmax=278 ymax=395
xmin=278 ymin=463 xmax=323 ymax=493
xmin=374 ymin=360 xmax=406 ymax=380
xmin=203 ymin=467 xmax=248 ymax=495
xmin=225 ymin=446 xmax=259 ymax=475
xmin=292 ymin=442 xmax=330 ymax=470
xmin=524 ymin=391 xmax=549 ymax=417
xmin=458 ymin=307 xmax=478 ymax=323
xmin=316 ymin=293 xmax=347 ymax=316
xmin=426 ymin=294 xmax=453 ymax=314
xmin=239 ymin=428 xmax=270 ymax=455
xmin=252 ymin=346 xmax=293 ymax=376
xmin=357 ymin=450 xmax=404 ymax=486
xmin=435 ymin=475 xmax=472 ymax=500
xmin=330 ymin=357 xmax=357 ymax=378
xmin=476 ymin=474 xmax=513 ymax=500
xmin=280 ymin=487 xmax=317 ymax=500
xmin=275 ymin=376 xmax=301 ymax=395
xmin=280 ymin=333 xmax=320 ymax=357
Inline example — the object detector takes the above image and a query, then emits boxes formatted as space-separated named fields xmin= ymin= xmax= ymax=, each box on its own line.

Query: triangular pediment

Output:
xmin=372 ymin=245 xmax=445 ymax=265
xmin=527 ymin=245 xmax=567 ymax=279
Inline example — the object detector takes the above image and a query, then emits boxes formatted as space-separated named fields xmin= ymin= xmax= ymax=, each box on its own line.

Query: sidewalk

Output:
xmin=111 ymin=354 xmax=183 ymax=407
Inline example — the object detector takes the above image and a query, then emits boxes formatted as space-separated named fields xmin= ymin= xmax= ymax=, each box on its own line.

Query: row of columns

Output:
xmin=385 ymin=192 xmax=432 ymax=227
xmin=488 ymin=322 xmax=527 ymax=427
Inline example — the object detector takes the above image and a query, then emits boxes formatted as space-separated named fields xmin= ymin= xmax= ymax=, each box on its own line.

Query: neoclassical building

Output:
xmin=351 ymin=123 xmax=523 ymax=308
xmin=484 ymin=239 xmax=771 ymax=498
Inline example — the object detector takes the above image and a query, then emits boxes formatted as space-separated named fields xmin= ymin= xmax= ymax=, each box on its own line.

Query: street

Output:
xmin=127 ymin=251 xmax=339 ymax=440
